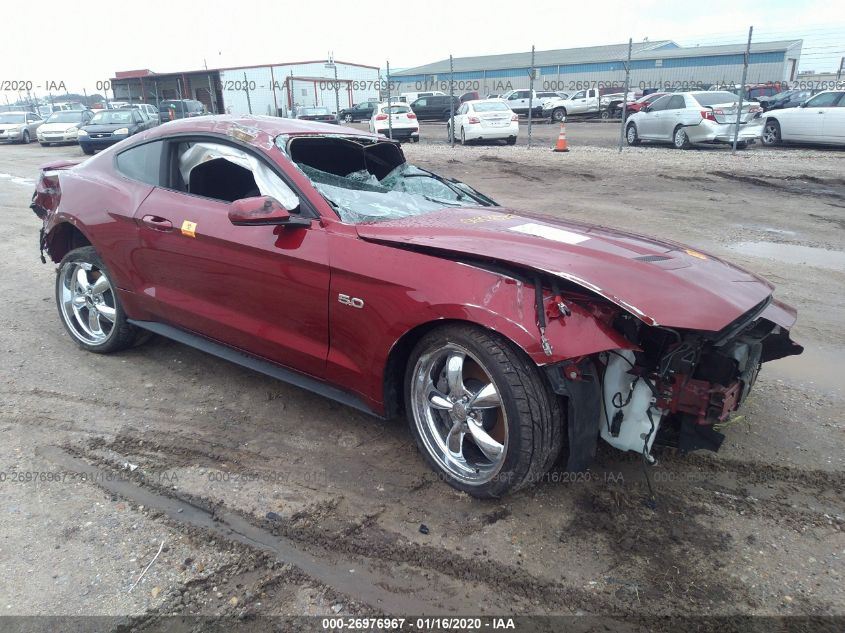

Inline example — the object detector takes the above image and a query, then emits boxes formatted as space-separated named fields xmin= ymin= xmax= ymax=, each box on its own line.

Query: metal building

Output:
xmin=110 ymin=59 xmax=381 ymax=117
xmin=390 ymin=40 xmax=803 ymax=96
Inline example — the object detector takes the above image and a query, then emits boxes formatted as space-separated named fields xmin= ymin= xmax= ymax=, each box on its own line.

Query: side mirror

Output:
xmin=642 ymin=105 xmax=651 ymax=113
xmin=228 ymin=196 xmax=310 ymax=227
xmin=798 ymin=101 xmax=807 ymax=108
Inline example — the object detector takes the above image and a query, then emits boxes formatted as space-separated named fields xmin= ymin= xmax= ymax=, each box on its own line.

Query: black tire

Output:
xmin=673 ymin=125 xmax=691 ymax=149
xmin=552 ymin=108 xmax=566 ymax=122
xmin=735 ymin=141 xmax=748 ymax=150
xmin=600 ymin=109 xmax=610 ymax=120
xmin=40 ymin=142 xmax=50 ymax=147
xmin=22 ymin=130 xmax=30 ymax=144
xmin=343 ymin=114 xmax=353 ymax=123
xmin=55 ymin=246 xmax=147 ymax=354
xmin=404 ymin=324 xmax=563 ymax=498
xmin=625 ymin=123 xmax=640 ymax=146
xmin=506 ymin=136 xmax=517 ymax=145
xmin=82 ymin=146 xmax=94 ymax=155
xmin=460 ymin=127 xmax=467 ymax=145
xmin=762 ymin=119 xmax=781 ymax=146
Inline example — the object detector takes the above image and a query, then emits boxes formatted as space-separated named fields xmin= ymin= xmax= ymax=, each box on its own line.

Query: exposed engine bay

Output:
xmin=544 ymin=290 xmax=803 ymax=466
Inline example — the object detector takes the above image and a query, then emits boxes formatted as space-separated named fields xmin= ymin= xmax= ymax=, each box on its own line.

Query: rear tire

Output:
xmin=506 ymin=136 xmax=517 ymax=145
xmin=460 ymin=128 xmax=467 ymax=145
xmin=673 ymin=125 xmax=691 ymax=149
xmin=762 ymin=119 xmax=781 ymax=146
xmin=55 ymin=246 xmax=148 ymax=354
xmin=404 ymin=324 xmax=563 ymax=498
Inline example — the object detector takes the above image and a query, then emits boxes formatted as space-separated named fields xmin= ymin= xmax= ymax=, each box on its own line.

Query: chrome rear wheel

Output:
xmin=58 ymin=261 xmax=116 ymax=346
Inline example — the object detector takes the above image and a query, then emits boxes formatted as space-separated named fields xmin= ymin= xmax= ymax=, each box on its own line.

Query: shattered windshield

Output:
xmin=296 ymin=162 xmax=491 ymax=224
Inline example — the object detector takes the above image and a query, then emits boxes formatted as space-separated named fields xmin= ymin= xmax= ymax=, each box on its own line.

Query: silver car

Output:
xmin=625 ymin=91 xmax=764 ymax=149
xmin=0 ymin=111 xmax=43 ymax=144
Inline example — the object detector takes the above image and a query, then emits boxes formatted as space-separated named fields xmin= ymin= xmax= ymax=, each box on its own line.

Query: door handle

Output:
xmin=141 ymin=215 xmax=173 ymax=231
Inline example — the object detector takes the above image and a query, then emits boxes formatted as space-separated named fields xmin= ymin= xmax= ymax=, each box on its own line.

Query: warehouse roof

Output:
xmin=392 ymin=39 xmax=802 ymax=76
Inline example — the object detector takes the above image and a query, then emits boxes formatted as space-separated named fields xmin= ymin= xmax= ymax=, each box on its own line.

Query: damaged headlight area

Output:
xmin=548 ymin=298 xmax=803 ymax=465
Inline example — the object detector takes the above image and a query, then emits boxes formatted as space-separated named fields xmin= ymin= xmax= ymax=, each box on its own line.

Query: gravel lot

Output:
xmin=0 ymin=127 xmax=843 ymax=629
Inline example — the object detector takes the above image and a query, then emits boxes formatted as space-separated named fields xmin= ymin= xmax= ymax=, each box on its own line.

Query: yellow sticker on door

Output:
xmin=181 ymin=220 xmax=198 ymax=238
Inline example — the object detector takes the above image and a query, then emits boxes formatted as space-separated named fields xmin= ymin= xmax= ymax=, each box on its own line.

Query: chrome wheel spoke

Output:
xmin=90 ymin=275 xmax=110 ymax=296
xmin=468 ymin=382 xmax=500 ymax=409
xmin=96 ymin=304 xmax=116 ymax=323
xmin=446 ymin=419 xmax=465 ymax=457
xmin=71 ymin=295 xmax=87 ymax=308
xmin=87 ymin=308 xmax=102 ymax=334
xmin=466 ymin=418 xmax=504 ymax=462
xmin=428 ymin=389 xmax=453 ymax=411
xmin=75 ymin=267 xmax=91 ymax=292
xmin=445 ymin=352 xmax=466 ymax=397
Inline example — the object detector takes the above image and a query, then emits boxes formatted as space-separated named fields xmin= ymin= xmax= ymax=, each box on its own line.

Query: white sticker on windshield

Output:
xmin=509 ymin=223 xmax=588 ymax=245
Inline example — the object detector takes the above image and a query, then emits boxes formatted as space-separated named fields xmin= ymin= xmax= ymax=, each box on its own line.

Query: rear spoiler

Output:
xmin=38 ymin=159 xmax=82 ymax=172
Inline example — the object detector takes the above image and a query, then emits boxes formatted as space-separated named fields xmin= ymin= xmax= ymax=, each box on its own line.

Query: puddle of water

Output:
xmin=766 ymin=344 xmax=844 ymax=396
xmin=728 ymin=241 xmax=845 ymax=272
xmin=0 ymin=172 xmax=35 ymax=187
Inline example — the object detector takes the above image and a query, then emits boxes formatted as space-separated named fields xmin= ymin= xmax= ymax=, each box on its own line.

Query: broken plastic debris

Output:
xmin=122 ymin=462 xmax=138 ymax=472
xmin=418 ymin=524 xmax=430 ymax=535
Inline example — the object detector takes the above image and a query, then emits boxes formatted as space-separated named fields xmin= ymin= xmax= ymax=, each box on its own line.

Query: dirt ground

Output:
xmin=0 ymin=123 xmax=843 ymax=630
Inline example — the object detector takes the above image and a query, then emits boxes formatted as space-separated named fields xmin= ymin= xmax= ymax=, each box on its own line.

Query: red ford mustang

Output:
xmin=31 ymin=115 xmax=802 ymax=497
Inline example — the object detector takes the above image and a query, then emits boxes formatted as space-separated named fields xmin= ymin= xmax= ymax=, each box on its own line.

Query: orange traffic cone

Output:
xmin=553 ymin=119 xmax=569 ymax=152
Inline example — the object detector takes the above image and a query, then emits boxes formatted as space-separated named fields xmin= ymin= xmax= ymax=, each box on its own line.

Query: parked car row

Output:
xmin=624 ymin=89 xmax=845 ymax=149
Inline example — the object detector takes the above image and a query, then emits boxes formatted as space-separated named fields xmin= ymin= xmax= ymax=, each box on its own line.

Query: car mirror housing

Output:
xmin=228 ymin=196 xmax=310 ymax=227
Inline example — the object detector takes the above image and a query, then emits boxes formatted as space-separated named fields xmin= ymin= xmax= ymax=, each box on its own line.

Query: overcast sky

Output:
xmin=1 ymin=0 xmax=842 ymax=98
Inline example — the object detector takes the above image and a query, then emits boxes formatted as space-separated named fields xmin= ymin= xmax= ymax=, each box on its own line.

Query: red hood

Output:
xmin=356 ymin=207 xmax=773 ymax=331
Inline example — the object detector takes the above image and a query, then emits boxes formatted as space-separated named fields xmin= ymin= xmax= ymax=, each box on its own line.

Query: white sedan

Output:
xmin=447 ymin=99 xmax=519 ymax=145
xmin=37 ymin=110 xmax=94 ymax=146
xmin=761 ymin=90 xmax=845 ymax=146
xmin=368 ymin=103 xmax=419 ymax=142
xmin=626 ymin=91 xmax=763 ymax=149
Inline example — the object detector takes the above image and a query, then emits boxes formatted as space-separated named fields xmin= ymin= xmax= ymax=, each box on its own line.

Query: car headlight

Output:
xmin=78 ymin=129 xmax=88 ymax=136
xmin=112 ymin=128 xmax=129 ymax=135
xmin=66 ymin=126 xmax=78 ymax=133
xmin=8 ymin=125 xmax=21 ymax=131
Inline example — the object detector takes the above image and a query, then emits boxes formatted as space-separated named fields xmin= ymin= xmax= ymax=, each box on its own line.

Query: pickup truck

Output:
xmin=541 ymin=89 xmax=637 ymax=121
xmin=500 ymin=89 xmax=562 ymax=117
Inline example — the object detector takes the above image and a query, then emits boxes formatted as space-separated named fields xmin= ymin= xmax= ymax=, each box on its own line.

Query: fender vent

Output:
xmin=634 ymin=255 xmax=672 ymax=262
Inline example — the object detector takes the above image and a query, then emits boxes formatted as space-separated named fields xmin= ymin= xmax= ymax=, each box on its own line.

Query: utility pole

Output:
xmin=619 ymin=38 xmax=633 ymax=152
xmin=386 ymin=61 xmax=393 ymax=141
xmin=449 ymin=55 xmax=455 ymax=146
xmin=528 ymin=46 xmax=535 ymax=148
xmin=244 ymin=72 xmax=252 ymax=115
xmin=732 ymin=26 xmax=753 ymax=154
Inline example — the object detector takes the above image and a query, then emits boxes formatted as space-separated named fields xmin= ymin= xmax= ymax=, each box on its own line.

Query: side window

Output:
xmin=572 ymin=91 xmax=586 ymax=100
xmin=132 ymin=111 xmax=144 ymax=124
xmin=457 ymin=104 xmax=468 ymax=115
xmin=806 ymin=92 xmax=842 ymax=108
xmin=667 ymin=95 xmax=686 ymax=110
xmin=115 ymin=140 xmax=164 ymax=186
xmin=648 ymin=95 xmax=672 ymax=111
xmin=414 ymin=98 xmax=427 ymax=107
xmin=507 ymin=93 xmax=519 ymax=100
xmin=175 ymin=141 xmax=300 ymax=210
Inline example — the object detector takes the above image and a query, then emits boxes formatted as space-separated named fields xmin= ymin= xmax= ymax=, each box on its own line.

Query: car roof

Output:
xmin=140 ymin=114 xmax=381 ymax=142
xmin=465 ymin=99 xmax=507 ymax=104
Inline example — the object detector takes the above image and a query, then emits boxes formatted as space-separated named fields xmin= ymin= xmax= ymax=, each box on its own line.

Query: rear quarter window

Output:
xmin=115 ymin=141 xmax=164 ymax=186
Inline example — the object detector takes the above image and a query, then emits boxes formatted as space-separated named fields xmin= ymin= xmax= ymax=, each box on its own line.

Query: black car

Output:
xmin=759 ymin=89 xmax=818 ymax=111
xmin=294 ymin=106 xmax=338 ymax=124
xmin=338 ymin=102 xmax=376 ymax=123
xmin=78 ymin=108 xmax=154 ymax=155
xmin=409 ymin=95 xmax=461 ymax=121
xmin=158 ymin=99 xmax=206 ymax=122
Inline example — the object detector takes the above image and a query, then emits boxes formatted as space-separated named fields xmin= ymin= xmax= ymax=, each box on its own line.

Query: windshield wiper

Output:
xmin=410 ymin=168 xmax=495 ymax=206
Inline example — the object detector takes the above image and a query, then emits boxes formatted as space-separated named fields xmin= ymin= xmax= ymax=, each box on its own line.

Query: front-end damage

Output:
xmin=540 ymin=281 xmax=803 ymax=469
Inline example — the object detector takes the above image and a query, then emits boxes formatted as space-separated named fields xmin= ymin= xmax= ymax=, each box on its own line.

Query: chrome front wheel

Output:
xmin=405 ymin=324 xmax=563 ymax=497
xmin=410 ymin=343 xmax=508 ymax=486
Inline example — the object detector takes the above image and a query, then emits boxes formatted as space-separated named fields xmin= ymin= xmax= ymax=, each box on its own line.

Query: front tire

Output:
xmin=22 ymin=130 xmax=30 ymax=144
xmin=762 ymin=119 xmax=781 ymax=146
xmin=55 ymin=246 xmax=147 ymax=354
xmin=405 ymin=324 xmax=563 ymax=498
xmin=344 ymin=114 xmax=353 ymax=123
xmin=552 ymin=108 xmax=566 ymax=122
xmin=40 ymin=142 xmax=51 ymax=147
xmin=626 ymin=123 xmax=640 ymax=145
